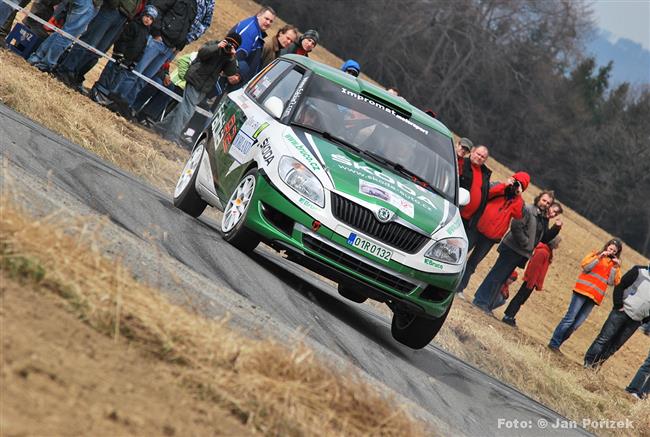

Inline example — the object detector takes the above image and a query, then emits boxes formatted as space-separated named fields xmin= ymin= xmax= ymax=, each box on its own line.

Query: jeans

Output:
xmin=155 ymin=84 xmax=205 ymax=142
xmin=584 ymin=309 xmax=640 ymax=367
xmin=472 ymin=244 xmax=524 ymax=310
xmin=504 ymin=283 xmax=534 ymax=319
xmin=549 ymin=292 xmax=595 ymax=348
xmin=626 ymin=350 xmax=650 ymax=396
xmin=113 ymin=36 xmax=175 ymax=107
xmin=56 ymin=4 xmax=125 ymax=80
xmin=458 ymin=232 xmax=497 ymax=293
xmin=134 ymin=82 xmax=181 ymax=121
xmin=27 ymin=0 xmax=97 ymax=71
xmin=92 ymin=59 xmax=127 ymax=97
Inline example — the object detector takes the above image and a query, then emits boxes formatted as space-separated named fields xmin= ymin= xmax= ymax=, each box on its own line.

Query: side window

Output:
xmin=263 ymin=69 xmax=304 ymax=109
xmin=247 ymin=60 xmax=292 ymax=100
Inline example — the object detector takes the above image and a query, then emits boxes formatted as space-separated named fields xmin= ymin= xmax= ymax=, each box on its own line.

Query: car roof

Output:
xmin=280 ymin=54 xmax=452 ymax=138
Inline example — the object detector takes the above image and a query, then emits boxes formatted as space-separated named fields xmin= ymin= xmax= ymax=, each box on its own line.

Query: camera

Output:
xmin=224 ymin=42 xmax=234 ymax=53
xmin=504 ymin=180 xmax=520 ymax=199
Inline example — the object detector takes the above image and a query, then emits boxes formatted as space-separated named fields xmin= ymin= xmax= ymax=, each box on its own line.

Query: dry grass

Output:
xmin=0 ymin=195 xmax=427 ymax=436
xmin=2 ymin=0 xmax=649 ymax=433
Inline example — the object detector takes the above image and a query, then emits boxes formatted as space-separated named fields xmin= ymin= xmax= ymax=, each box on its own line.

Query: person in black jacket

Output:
xmin=458 ymin=144 xmax=491 ymax=249
xmin=89 ymin=5 xmax=158 ymax=106
xmin=111 ymin=0 xmax=197 ymax=108
xmin=155 ymin=32 xmax=240 ymax=144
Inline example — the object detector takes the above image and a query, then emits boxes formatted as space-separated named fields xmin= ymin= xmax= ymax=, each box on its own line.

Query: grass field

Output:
xmin=1 ymin=0 xmax=649 ymax=434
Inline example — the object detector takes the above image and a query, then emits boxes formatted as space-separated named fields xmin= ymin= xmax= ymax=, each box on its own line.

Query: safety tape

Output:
xmin=1 ymin=0 xmax=213 ymax=118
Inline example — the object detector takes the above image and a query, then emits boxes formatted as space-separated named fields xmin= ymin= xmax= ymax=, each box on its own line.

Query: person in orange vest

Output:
xmin=548 ymin=238 xmax=623 ymax=351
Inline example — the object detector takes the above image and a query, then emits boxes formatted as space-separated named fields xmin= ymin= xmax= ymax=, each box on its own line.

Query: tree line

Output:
xmin=266 ymin=0 xmax=650 ymax=257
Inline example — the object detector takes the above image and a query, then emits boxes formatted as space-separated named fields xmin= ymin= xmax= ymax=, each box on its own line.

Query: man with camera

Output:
xmin=155 ymin=33 xmax=241 ymax=144
xmin=458 ymin=144 xmax=492 ymax=249
xmin=456 ymin=172 xmax=529 ymax=299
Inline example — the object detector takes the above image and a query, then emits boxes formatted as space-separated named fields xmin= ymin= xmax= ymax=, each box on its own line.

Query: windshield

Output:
xmin=291 ymin=75 xmax=456 ymax=200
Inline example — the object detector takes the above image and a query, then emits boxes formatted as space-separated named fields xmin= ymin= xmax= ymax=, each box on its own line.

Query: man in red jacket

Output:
xmin=502 ymin=235 xmax=562 ymax=326
xmin=456 ymin=172 xmax=530 ymax=299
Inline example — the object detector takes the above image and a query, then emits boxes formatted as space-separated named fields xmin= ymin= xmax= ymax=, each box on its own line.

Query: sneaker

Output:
xmin=629 ymin=391 xmax=644 ymax=401
xmin=455 ymin=291 xmax=466 ymax=301
xmin=502 ymin=316 xmax=517 ymax=327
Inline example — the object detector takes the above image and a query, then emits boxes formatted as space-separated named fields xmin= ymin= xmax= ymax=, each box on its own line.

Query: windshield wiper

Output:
xmin=291 ymin=122 xmax=366 ymax=155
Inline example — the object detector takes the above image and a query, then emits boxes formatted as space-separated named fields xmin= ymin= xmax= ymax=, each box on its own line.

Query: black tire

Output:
xmin=391 ymin=302 xmax=452 ymax=349
xmin=173 ymin=142 xmax=208 ymax=217
xmin=338 ymin=283 xmax=368 ymax=303
xmin=221 ymin=168 xmax=261 ymax=252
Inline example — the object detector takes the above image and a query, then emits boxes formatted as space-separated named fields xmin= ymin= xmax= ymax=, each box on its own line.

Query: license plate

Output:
xmin=346 ymin=233 xmax=392 ymax=262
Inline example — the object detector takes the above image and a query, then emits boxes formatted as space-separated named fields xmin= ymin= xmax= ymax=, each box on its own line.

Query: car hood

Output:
xmin=288 ymin=129 xmax=448 ymax=235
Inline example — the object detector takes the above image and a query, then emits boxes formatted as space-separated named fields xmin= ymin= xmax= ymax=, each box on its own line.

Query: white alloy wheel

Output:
xmin=221 ymin=174 xmax=256 ymax=233
xmin=174 ymin=144 xmax=205 ymax=199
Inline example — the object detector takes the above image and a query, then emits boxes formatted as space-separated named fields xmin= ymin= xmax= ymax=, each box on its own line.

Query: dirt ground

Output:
xmin=1 ymin=274 xmax=252 ymax=436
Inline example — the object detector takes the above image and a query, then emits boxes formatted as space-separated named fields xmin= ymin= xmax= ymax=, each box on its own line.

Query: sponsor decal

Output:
xmin=298 ymin=196 xmax=318 ymax=210
xmin=359 ymin=180 xmax=414 ymax=218
xmin=424 ymin=258 xmax=444 ymax=269
xmin=211 ymin=104 xmax=227 ymax=151
xmin=339 ymin=88 xmax=429 ymax=135
xmin=446 ymin=217 xmax=462 ymax=235
xmin=260 ymin=138 xmax=274 ymax=165
xmin=283 ymin=76 xmax=309 ymax=118
xmin=346 ymin=233 xmax=392 ymax=262
xmin=332 ymin=153 xmax=437 ymax=213
xmin=284 ymin=133 xmax=321 ymax=171
xmin=253 ymin=121 xmax=270 ymax=139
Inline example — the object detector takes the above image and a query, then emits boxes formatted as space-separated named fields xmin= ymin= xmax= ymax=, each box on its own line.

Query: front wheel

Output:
xmin=221 ymin=168 xmax=261 ymax=252
xmin=173 ymin=142 xmax=208 ymax=217
xmin=391 ymin=302 xmax=451 ymax=349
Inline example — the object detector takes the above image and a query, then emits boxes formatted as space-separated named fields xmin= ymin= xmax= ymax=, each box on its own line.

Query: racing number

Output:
xmin=222 ymin=114 xmax=238 ymax=153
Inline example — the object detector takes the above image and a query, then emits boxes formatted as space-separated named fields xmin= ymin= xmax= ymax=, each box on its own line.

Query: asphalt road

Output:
xmin=1 ymin=104 xmax=591 ymax=436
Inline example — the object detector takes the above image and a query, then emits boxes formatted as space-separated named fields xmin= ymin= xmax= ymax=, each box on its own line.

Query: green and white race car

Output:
xmin=173 ymin=55 xmax=470 ymax=349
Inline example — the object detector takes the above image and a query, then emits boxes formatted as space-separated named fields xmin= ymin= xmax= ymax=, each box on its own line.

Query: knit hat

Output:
xmin=143 ymin=4 xmax=158 ymax=20
xmin=225 ymin=32 xmax=242 ymax=50
xmin=512 ymin=171 xmax=530 ymax=190
xmin=459 ymin=137 xmax=473 ymax=150
xmin=341 ymin=59 xmax=360 ymax=75
xmin=301 ymin=29 xmax=320 ymax=44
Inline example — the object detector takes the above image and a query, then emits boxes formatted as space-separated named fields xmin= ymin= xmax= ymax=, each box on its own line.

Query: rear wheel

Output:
xmin=221 ymin=168 xmax=261 ymax=252
xmin=337 ymin=283 xmax=368 ymax=303
xmin=173 ymin=142 xmax=208 ymax=217
xmin=391 ymin=302 xmax=451 ymax=349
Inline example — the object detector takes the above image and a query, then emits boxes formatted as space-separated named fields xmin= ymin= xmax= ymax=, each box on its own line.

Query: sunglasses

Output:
xmin=346 ymin=69 xmax=359 ymax=77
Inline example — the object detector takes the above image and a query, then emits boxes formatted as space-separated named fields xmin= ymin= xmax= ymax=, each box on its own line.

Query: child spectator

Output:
xmin=502 ymin=237 xmax=561 ymax=326
xmin=341 ymin=59 xmax=360 ymax=76
xmin=548 ymin=238 xmax=623 ymax=351
xmin=89 ymin=5 xmax=158 ymax=107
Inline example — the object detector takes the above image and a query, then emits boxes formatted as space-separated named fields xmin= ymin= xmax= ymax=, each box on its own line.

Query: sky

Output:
xmin=590 ymin=0 xmax=650 ymax=50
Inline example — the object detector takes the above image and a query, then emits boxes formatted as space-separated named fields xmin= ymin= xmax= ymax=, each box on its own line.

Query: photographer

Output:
xmin=155 ymin=33 xmax=241 ymax=144
xmin=548 ymin=238 xmax=623 ymax=351
xmin=456 ymin=172 xmax=529 ymax=299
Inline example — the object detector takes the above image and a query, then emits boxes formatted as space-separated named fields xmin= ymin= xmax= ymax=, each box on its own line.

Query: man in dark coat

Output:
xmin=472 ymin=190 xmax=562 ymax=312
xmin=458 ymin=144 xmax=491 ymax=249
xmin=155 ymin=32 xmax=240 ymax=143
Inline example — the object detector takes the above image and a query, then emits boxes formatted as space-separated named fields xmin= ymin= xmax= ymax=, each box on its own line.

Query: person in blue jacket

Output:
xmin=341 ymin=59 xmax=361 ymax=77
xmin=228 ymin=5 xmax=275 ymax=87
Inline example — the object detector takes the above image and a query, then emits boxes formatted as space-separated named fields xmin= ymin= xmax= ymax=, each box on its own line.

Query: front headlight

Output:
xmin=425 ymin=237 xmax=467 ymax=265
xmin=278 ymin=156 xmax=325 ymax=207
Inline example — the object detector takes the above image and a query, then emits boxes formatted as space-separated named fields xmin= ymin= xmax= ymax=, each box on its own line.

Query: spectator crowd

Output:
xmin=1 ymin=0 xmax=648 ymax=401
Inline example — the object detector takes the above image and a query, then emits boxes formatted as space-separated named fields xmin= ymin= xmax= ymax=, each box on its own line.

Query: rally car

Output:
xmin=172 ymin=55 xmax=470 ymax=349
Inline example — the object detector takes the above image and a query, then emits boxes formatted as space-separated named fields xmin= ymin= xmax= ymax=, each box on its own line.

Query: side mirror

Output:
xmin=263 ymin=96 xmax=284 ymax=119
xmin=458 ymin=188 xmax=470 ymax=207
